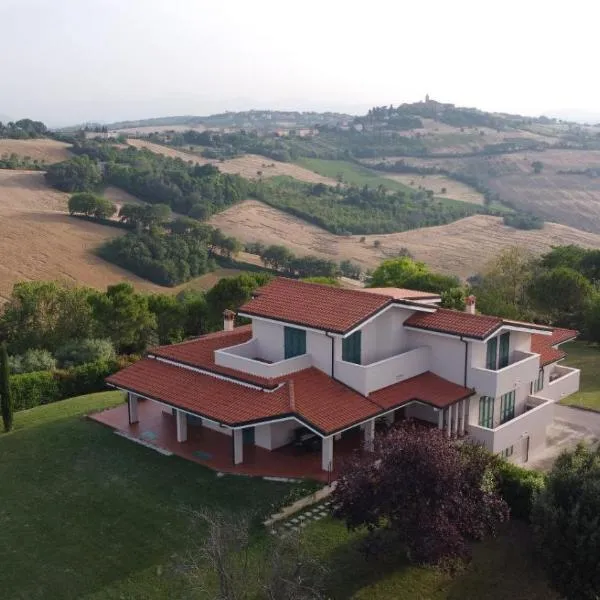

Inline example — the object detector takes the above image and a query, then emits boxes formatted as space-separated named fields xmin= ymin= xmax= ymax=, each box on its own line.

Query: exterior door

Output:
xmin=284 ymin=326 xmax=306 ymax=359
xmin=498 ymin=332 xmax=510 ymax=369
xmin=242 ymin=427 xmax=255 ymax=445
xmin=521 ymin=435 xmax=530 ymax=463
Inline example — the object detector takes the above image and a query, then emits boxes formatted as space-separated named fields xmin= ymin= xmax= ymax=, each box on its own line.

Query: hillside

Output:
xmin=209 ymin=199 xmax=600 ymax=279
xmin=0 ymin=138 xmax=72 ymax=164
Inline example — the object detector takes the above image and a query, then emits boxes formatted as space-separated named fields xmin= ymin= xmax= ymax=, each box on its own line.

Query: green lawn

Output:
xmin=560 ymin=341 xmax=600 ymax=410
xmin=0 ymin=392 xmax=311 ymax=600
xmin=1 ymin=392 xmax=557 ymax=599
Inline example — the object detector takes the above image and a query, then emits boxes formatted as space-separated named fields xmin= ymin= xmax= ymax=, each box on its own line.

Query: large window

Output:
xmin=342 ymin=331 xmax=362 ymax=364
xmin=500 ymin=390 xmax=515 ymax=423
xmin=284 ymin=326 xmax=306 ymax=359
xmin=479 ymin=396 xmax=494 ymax=428
xmin=498 ymin=332 xmax=510 ymax=369
xmin=485 ymin=337 xmax=497 ymax=370
xmin=485 ymin=331 xmax=510 ymax=370
xmin=531 ymin=368 xmax=544 ymax=394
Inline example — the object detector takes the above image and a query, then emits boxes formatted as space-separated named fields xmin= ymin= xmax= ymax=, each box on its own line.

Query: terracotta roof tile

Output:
xmin=239 ymin=278 xmax=392 ymax=334
xmin=369 ymin=371 xmax=473 ymax=410
xmin=405 ymin=308 xmax=502 ymax=339
xmin=531 ymin=328 xmax=578 ymax=366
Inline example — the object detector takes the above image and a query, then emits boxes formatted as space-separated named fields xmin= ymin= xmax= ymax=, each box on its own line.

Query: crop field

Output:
xmin=126 ymin=138 xmax=336 ymax=184
xmin=0 ymin=138 xmax=72 ymax=164
xmin=0 ymin=170 xmax=177 ymax=301
xmin=209 ymin=200 xmax=600 ymax=279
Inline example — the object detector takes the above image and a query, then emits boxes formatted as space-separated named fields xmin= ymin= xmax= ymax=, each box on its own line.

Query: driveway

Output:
xmin=527 ymin=404 xmax=600 ymax=471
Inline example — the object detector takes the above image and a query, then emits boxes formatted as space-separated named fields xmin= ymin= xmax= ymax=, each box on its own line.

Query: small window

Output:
xmin=500 ymin=445 xmax=514 ymax=458
xmin=531 ymin=368 xmax=544 ymax=394
xmin=284 ymin=326 xmax=306 ymax=359
xmin=500 ymin=391 xmax=515 ymax=424
xmin=479 ymin=396 xmax=494 ymax=428
xmin=342 ymin=331 xmax=362 ymax=364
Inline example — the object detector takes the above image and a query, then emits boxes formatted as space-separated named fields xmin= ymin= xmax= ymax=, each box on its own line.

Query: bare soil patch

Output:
xmin=0 ymin=170 xmax=167 ymax=301
xmin=127 ymin=138 xmax=336 ymax=184
xmin=209 ymin=200 xmax=600 ymax=279
xmin=0 ymin=139 xmax=71 ymax=164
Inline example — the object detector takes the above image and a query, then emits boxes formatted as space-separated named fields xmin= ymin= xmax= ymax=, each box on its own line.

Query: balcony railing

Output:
xmin=214 ymin=338 xmax=312 ymax=379
xmin=468 ymin=394 xmax=554 ymax=453
xmin=469 ymin=351 xmax=540 ymax=398
xmin=334 ymin=346 xmax=430 ymax=396
xmin=545 ymin=365 xmax=580 ymax=402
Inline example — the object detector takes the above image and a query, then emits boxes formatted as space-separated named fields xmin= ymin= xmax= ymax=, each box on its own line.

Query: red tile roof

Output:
xmin=359 ymin=288 xmax=441 ymax=301
xmin=107 ymin=359 xmax=381 ymax=435
xmin=370 ymin=371 xmax=473 ymax=410
xmin=531 ymin=328 xmax=578 ymax=366
xmin=150 ymin=326 xmax=278 ymax=388
xmin=239 ymin=278 xmax=393 ymax=334
xmin=405 ymin=308 xmax=502 ymax=339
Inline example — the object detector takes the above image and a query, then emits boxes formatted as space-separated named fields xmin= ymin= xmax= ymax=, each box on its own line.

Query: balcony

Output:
xmin=469 ymin=351 xmax=540 ymax=398
xmin=544 ymin=365 xmax=580 ymax=402
xmin=214 ymin=338 xmax=312 ymax=380
xmin=468 ymin=394 xmax=554 ymax=453
xmin=334 ymin=346 xmax=430 ymax=396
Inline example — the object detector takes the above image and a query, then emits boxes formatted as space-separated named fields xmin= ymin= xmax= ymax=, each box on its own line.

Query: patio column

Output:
xmin=463 ymin=398 xmax=470 ymax=434
xmin=446 ymin=405 xmax=452 ymax=438
xmin=437 ymin=408 xmax=443 ymax=430
xmin=233 ymin=429 xmax=243 ymax=465
xmin=364 ymin=419 xmax=375 ymax=452
xmin=321 ymin=436 xmax=333 ymax=472
xmin=452 ymin=402 xmax=459 ymax=437
xmin=385 ymin=412 xmax=395 ymax=425
xmin=459 ymin=399 xmax=467 ymax=436
xmin=176 ymin=410 xmax=187 ymax=443
xmin=128 ymin=393 xmax=139 ymax=425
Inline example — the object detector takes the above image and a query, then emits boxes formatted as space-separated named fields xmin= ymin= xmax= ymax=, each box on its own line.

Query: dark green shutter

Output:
xmin=500 ymin=391 xmax=515 ymax=423
xmin=284 ymin=327 xmax=306 ymax=359
xmin=342 ymin=331 xmax=362 ymax=364
xmin=499 ymin=332 xmax=510 ymax=369
xmin=486 ymin=337 xmax=498 ymax=370
xmin=479 ymin=396 xmax=494 ymax=428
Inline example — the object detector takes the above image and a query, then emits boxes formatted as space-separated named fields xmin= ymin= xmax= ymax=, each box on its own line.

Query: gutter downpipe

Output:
xmin=326 ymin=332 xmax=336 ymax=380
xmin=460 ymin=336 xmax=468 ymax=387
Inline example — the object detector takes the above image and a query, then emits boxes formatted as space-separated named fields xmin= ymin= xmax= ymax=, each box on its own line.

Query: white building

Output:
xmin=107 ymin=278 xmax=580 ymax=474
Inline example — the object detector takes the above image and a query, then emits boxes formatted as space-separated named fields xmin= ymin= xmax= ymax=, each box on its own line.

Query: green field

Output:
xmin=560 ymin=341 xmax=600 ymax=410
xmin=0 ymin=391 xmax=558 ymax=599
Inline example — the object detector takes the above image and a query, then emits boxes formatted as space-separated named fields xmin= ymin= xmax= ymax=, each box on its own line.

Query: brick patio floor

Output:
xmin=90 ymin=398 xmax=365 ymax=482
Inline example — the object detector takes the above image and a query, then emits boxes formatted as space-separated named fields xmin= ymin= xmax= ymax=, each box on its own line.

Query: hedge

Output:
xmin=10 ymin=356 xmax=137 ymax=411
xmin=496 ymin=460 xmax=546 ymax=521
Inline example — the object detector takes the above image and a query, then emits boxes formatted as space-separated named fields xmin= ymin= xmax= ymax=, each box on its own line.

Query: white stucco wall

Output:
xmin=200 ymin=417 xmax=233 ymax=436
xmin=252 ymin=319 xmax=284 ymax=362
xmin=405 ymin=330 xmax=467 ymax=386
xmin=361 ymin=306 xmax=414 ymax=364
xmin=270 ymin=419 xmax=301 ymax=449
xmin=467 ymin=382 xmax=530 ymax=429
xmin=254 ymin=423 xmax=272 ymax=449
xmin=307 ymin=330 xmax=332 ymax=375
xmin=404 ymin=401 xmax=439 ymax=424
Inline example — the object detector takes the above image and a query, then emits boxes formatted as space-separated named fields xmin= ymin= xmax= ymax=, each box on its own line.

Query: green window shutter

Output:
xmin=479 ymin=396 xmax=494 ymax=428
xmin=486 ymin=337 xmax=498 ymax=370
xmin=500 ymin=391 xmax=515 ymax=423
xmin=498 ymin=332 xmax=510 ymax=369
xmin=342 ymin=331 xmax=362 ymax=364
xmin=284 ymin=327 xmax=306 ymax=359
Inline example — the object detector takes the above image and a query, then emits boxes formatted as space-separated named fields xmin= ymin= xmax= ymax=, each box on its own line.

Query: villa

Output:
xmin=101 ymin=278 xmax=580 ymax=480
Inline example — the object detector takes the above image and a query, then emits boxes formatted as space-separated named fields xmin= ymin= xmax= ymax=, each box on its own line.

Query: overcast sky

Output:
xmin=1 ymin=0 xmax=599 ymax=126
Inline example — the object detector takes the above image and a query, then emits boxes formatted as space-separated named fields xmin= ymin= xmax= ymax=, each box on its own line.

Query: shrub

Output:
xmin=495 ymin=460 xmax=546 ymax=521
xmin=9 ymin=349 xmax=57 ymax=374
xmin=55 ymin=338 xmax=116 ymax=368
xmin=10 ymin=370 xmax=61 ymax=411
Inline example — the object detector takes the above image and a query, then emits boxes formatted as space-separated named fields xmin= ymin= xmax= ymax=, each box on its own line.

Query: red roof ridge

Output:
xmin=150 ymin=325 xmax=252 ymax=351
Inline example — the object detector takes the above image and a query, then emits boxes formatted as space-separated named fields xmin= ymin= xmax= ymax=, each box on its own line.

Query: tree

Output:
xmin=441 ymin=287 xmax=466 ymax=310
xmin=45 ymin=155 xmax=102 ymax=192
xmin=531 ymin=160 xmax=544 ymax=174
xmin=55 ymin=338 xmax=115 ymax=368
xmin=369 ymin=257 xmax=428 ymax=287
xmin=339 ymin=259 xmax=361 ymax=280
xmin=532 ymin=444 xmax=600 ymax=600
xmin=332 ymin=422 xmax=509 ymax=565
xmin=261 ymin=245 xmax=294 ymax=271
xmin=8 ymin=349 xmax=56 ymax=374
xmin=0 ymin=342 xmax=13 ymax=432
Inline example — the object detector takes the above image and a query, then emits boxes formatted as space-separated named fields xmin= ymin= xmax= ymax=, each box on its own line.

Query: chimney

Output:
xmin=223 ymin=309 xmax=236 ymax=332
xmin=288 ymin=380 xmax=295 ymax=411
xmin=465 ymin=295 xmax=476 ymax=315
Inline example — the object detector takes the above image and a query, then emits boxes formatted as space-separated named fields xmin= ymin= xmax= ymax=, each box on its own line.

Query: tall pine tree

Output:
xmin=0 ymin=342 xmax=13 ymax=432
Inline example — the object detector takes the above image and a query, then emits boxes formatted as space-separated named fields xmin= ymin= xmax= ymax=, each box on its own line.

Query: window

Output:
xmin=498 ymin=332 xmax=510 ymax=369
xmin=342 ymin=331 xmax=362 ymax=364
xmin=531 ymin=368 xmax=544 ymax=394
xmin=485 ymin=337 xmax=497 ymax=370
xmin=284 ymin=326 xmax=306 ymax=359
xmin=500 ymin=390 xmax=515 ymax=423
xmin=500 ymin=445 xmax=514 ymax=458
xmin=479 ymin=396 xmax=494 ymax=428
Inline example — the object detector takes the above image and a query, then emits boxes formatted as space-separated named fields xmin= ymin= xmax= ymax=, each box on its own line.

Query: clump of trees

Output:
xmin=0 ymin=153 xmax=46 ymax=170
xmin=45 ymin=155 xmax=102 ymax=192
xmin=503 ymin=212 xmax=544 ymax=230
xmin=333 ymin=422 xmax=509 ymax=565
xmin=532 ymin=443 xmax=600 ymax=600
xmin=68 ymin=192 xmax=116 ymax=220
xmin=0 ymin=119 xmax=47 ymax=139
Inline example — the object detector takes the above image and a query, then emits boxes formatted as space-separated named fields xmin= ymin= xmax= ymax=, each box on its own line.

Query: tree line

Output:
xmin=0 ymin=119 xmax=48 ymax=139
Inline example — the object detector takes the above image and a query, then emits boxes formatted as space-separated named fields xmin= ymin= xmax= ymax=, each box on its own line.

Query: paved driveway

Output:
xmin=527 ymin=404 xmax=600 ymax=471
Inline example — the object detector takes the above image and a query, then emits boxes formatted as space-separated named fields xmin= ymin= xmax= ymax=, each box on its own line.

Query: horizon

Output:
xmin=2 ymin=0 xmax=600 ymax=127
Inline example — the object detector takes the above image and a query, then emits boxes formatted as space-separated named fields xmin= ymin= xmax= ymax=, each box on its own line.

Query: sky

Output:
xmin=2 ymin=0 xmax=600 ymax=126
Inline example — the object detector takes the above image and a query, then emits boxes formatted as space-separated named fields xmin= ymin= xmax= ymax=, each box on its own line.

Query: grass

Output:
xmin=560 ymin=340 xmax=600 ymax=410
xmin=302 ymin=518 xmax=556 ymax=599
xmin=0 ymin=392 xmax=311 ymax=600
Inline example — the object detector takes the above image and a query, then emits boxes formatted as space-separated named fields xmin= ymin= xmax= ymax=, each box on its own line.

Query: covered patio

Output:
xmin=90 ymin=398 xmax=367 ymax=483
